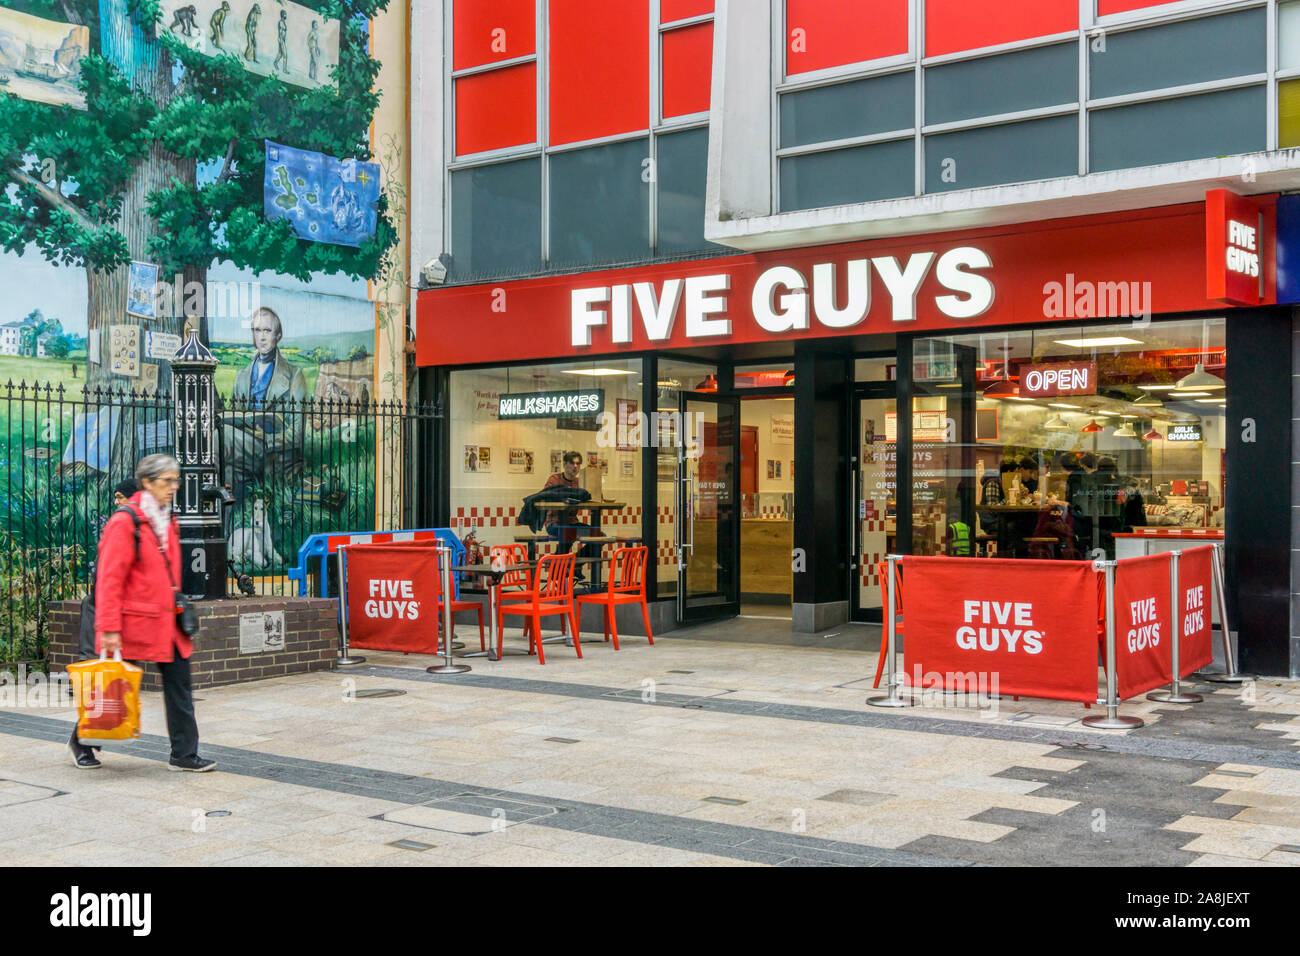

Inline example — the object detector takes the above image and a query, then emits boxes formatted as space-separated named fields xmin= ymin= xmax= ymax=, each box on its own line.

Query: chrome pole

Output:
xmin=335 ymin=545 xmax=365 ymax=666
xmin=868 ymin=554 xmax=911 ymax=708
xmin=1148 ymin=550 xmax=1201 ymax=704
xmin=428 ymin=542 xmax=471 ymax=674
xmin=1084 ymin=561 xmax=1143 ymax=729
xmin=1201 ymin=542 xmax=1251 ymax=683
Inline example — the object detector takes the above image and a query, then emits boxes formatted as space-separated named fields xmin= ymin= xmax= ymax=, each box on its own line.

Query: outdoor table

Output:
xmin=451 ymin=562 xmax=534 ymax=661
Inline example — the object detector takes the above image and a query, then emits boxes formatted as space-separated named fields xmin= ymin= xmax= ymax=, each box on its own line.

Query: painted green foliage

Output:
xmin=0 ymin=0 xmax=395 ymax=281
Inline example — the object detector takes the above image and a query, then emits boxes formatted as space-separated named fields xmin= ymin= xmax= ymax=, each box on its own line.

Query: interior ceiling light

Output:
xmin=1080 ymin=419 xmax=1103 ymax=433
xmin=1195 ymin=399 xmax=1225 ymax=404
xmin=1136 ymin=382 xmax=1179 ymax=391
xmin=1119 ymin=414 xmax=1139 ymax=419
xmin=1113 ymin=421 xmax=1138 ymax=438
xmin=1170 ymin=390 xmax=1211 ymax=397
xmin=563 ymin=368 xmax=635 ymax=377
xmin=1132 ymin=391 xmax=1163 ymax=407
xmin=1174 ymin=362 xmax=1225 ymax=389
xmin=1053 ymin=336 xmax=1144 ymax=348
xmin=1048 ymin=403 xmax=1080 ymax=409
xmin=1044 ymin=414 xmax=1070 ymax=430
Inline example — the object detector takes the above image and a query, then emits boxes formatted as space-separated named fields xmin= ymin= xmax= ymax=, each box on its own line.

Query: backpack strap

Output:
xmin=113 ymin=505 xmax=142 ymax=561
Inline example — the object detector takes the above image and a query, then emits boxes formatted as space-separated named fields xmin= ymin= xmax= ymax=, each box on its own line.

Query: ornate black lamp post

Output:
xmin=171 ymin=330 xmax=228 ymax=599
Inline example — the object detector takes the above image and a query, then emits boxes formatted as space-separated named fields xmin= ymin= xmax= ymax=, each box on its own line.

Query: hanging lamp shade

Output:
xmin=982 ymin=378 xmax=1020 ymax=398
xmin=1081 ymin=419 xmax=1103 ymax=433
xmin=695 ymin=374 xmax=718 ymax=392
xmin=1175 ymin=362 xmax=1224 ymax=390
xmin=782 ymin=369 xmax=795 ymax=385
xmin=1132 ymin=391 xmax=1163 ymax=407
xmin=1044 ymin=414 xmax=1069 ymax=430
xmin=1113 ymin=422 xmax=1138 ymax=438
xmin=1143 ymin=426 xmax=1162 ymax=440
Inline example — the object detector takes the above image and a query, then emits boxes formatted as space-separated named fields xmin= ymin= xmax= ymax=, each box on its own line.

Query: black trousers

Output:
xmin=70 ymin=654 xmax=199 ymax=760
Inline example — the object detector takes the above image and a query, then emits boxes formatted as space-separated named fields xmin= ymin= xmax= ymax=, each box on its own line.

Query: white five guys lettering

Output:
xmin=1127 ymin=596 xmax=1161 ymax=652
xmin=1184 ymin=584 xmax=1205 ymax=635
xmin=364 ymin=579 xmax=421 ymax=620
xmin=957 ymin=601 xmax=1043 ymax=654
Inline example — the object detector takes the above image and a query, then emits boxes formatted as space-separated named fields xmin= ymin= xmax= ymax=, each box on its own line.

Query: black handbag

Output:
xmin=159 ymin=546 xmax=200 ymax=638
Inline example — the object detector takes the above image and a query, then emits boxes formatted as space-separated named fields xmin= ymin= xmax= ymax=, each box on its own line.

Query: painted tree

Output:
xmin=0 ymin=0 xmax=394 ymax=394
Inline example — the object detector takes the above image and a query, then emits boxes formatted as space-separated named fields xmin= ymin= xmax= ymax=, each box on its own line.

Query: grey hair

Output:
xmin=135 ymin=454 xmax=181 ymax=482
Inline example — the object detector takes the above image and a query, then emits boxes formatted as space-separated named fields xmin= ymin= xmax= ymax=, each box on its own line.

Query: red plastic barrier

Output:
xmin=345 ymin=544 xmax=442 ymax=654
xmin=900 ymin=556 xmax=1099 ymax=703
xmin=1177 ymin=546 xmax=1215 ymax=678
xmin=1113 ymin=553 xmax=1173 ymax=700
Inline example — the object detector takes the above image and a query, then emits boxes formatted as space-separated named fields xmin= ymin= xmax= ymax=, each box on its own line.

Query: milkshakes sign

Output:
xmin=498 ymin=389 xmax=605 ymax=420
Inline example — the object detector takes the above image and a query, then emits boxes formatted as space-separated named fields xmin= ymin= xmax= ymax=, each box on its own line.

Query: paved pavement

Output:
xmin=2 ymin=618 xmax=1299 ymax=867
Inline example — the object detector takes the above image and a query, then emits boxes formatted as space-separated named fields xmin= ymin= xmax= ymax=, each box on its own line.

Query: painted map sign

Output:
xmin=263 ymin=141 xmax=380 ymax=247
xmin=0 ymin=7 xmax=89 ymax=109
xmin=156 ymin=0 xmax=339 ymax=90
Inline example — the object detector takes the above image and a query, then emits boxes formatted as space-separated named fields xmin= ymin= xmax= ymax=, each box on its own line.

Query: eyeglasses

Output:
xmin=153 ymin=475 xmax=181 ymax=486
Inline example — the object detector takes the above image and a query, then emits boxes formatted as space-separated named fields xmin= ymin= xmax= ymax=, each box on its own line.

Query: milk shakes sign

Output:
xmin=957 ymin=601 xmax=1044 ymax=654
xmin=364 ymin=579 xmax=421 ymax=620
xmin=498 ymin=389 xmax=605 ymax=420
xmin=570 ymin=247 xmax=994 ymax=347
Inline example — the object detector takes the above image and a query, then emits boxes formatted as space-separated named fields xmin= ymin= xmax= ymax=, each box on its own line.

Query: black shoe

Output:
xmin=168 ymin=755 xmax=216 ymax=773
xmin=68 ymin=741 xmax=101 ymax=770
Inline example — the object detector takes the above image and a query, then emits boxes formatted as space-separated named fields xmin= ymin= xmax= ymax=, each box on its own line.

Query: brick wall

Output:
xmin=47 ymin=597 xmax=339 ymax=690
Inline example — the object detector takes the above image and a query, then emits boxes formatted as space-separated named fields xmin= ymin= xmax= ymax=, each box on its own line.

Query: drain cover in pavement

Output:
xmin=702 ymin=796 xmax=746 ymax=806
xmin=205 ymin=810 xmax=232 ymax=818
xmin=389 ymin=839 xmax=435 ymax=851
xmin=352 ymin=688 xmax=406 ymax=699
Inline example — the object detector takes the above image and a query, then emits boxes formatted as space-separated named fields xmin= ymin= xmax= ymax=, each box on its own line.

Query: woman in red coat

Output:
xmin=69 ymin=454 xmax=216 ymax=772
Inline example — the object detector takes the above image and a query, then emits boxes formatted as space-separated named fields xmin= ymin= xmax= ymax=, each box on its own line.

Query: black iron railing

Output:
xmin=0 ymin=381 xmax=435 ymax=667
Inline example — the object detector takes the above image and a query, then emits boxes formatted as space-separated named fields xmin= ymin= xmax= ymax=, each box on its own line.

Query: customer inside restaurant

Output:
xmin=891 ymin=317 xmax=1226 ymax=564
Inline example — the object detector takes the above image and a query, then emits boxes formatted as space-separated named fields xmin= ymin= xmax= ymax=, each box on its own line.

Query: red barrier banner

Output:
xmin=1114 ymin=553 xmax=1172 ymax=699
xmin=345 ymin=544 xmax=442 ymax=654
xmin=1177 ymin=546 xmax=1215 ymax=678
xmin=900 ymin=557 xmax=1099 ymax=703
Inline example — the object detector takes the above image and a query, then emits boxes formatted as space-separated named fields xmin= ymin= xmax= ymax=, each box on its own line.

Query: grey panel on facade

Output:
xmin=1089 ymin=85 xmax=1266 ymax=173
xmin=656 ymin=127 xmax=723 ymax=256
xmin=924 ymin=43 xmax=1077 ymax=127
xmin=1089 ymin=8 xmax=1266 ymax=100
xmin=779 ymin=139 xmax=913 ymax=212
xmin=779 ymin=71 xmax=914 ymax=149
xmin=925 ymin=114 xmax=1077 ymax=193
xmin=549 ymin=138 xmax=650 ymax=267
xmin=450 ymin=158 xmax=542 ymax=280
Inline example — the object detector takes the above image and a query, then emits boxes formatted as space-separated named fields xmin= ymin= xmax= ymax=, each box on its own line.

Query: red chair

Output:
xmin=497 ymin=553 xmax=580 ymax=665
xmin=872 ymin=561 xmax=902 ymax=689
xmin=434 ymin=548 xmax=485 ymax=653
xmin=576 ymin=545 xmax=653 ymax=650
xmin=489 ymin=544 xmax=567 ymax=640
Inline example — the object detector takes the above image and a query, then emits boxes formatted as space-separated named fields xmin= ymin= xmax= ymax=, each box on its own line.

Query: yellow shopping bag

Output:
xmin=68 ymin=652 xmax=143 ymax=743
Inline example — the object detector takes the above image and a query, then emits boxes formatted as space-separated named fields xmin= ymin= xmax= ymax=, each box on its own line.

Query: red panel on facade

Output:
xmin=661 ymin=0 xmax=713 ymax=22
xmin=453 ymin=0 xmax=536 ymax=72
xmin=549 ymin=0 xmax=650 ymax=145
xmin=456 ymin=63 xmax=537 ymax=155
xmin=662 ymin=23 xmax=712 ymax=118
xmin=925 ymin=0 xmax=1077 ymax=57
xmin=1098 ymin=0 xmax=1179 ymax=14
xmin=416 ymin=201 xmax=1278 ymax=368
xmin=785 ymin=0 xmax=909 ymax=76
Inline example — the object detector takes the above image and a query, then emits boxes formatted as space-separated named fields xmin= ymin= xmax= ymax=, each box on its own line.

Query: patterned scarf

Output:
xmin=138 ymin=490 xmax=171 ymax=548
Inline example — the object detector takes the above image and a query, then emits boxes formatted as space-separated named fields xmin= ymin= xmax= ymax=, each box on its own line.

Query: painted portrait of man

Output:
xmin=222 ymin=306 xmax=308 ymax=495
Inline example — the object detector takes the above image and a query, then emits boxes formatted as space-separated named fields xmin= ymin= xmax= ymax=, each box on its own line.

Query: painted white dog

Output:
xmin=229 ymin=497 xmax=284 ymax=569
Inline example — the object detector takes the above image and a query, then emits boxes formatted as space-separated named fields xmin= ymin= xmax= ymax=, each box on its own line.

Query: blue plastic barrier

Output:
xmin=288 ymin=528 xmax=466 ymax=600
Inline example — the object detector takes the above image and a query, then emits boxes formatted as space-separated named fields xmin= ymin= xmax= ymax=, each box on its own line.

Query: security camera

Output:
xmin=421 ymin=256 xmax=448 ymax=286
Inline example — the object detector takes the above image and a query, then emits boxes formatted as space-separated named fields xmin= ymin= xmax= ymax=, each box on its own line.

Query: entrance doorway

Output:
xmin=853 ymin=383 xmax=897 ymax=623
xmin=739 ymin=395 xmax=795 ymax=618
xmin=676 ymin=393 xmax=740 ymax=624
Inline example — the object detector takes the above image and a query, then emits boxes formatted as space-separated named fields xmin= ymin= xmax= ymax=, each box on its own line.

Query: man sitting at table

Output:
xmin=542 ymin=451 xmax=600 ymax=580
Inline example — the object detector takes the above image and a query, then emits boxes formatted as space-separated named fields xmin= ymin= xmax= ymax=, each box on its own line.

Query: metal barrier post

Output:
xmin=428 ymin=543 xmax=471 ymax=675
xmin=867 ymin=555 xmax=912 ymax=708
xmin=1200 ymin=543 xmax=1251 ymax=684
xmin=1147 ymin=550 xmax=1201 ymax=704
xmin=335 ymin=545 xmax=366 ymax=666
xmin=1083 ymin=561 xmax=1144 ymax=729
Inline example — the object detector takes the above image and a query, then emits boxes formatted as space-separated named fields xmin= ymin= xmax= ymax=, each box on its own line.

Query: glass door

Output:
xmin=677 ymin=394 xmax=740 ymax=623
xmin=853 ymin=385 xmax=897 ymax=622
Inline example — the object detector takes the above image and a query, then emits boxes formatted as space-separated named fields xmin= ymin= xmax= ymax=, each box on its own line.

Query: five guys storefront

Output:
xmin=416 ymin=192 xmax=1294 ymax=677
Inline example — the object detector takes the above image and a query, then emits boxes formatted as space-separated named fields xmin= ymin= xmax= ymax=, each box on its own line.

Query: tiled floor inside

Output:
xmin=2 ymin=617 xmax=1299 ymax=866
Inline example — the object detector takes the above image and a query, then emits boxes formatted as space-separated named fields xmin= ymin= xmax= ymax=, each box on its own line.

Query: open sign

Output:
xmin=1020 ymin=361 xmax=1097 ymax=398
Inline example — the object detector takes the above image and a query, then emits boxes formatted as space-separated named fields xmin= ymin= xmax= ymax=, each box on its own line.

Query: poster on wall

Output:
xmin=771 ymin=414 xmax=793 ymax=442
xmin=508 ymin=448 xmax=534 ymax=473
xmin=156 ymin=0 xmax=340 ymax=90
xmin=616 ymin=398 xmax=639 ymax=450
xmin=108 ymin=324 xmax=141 ymax=378
xmin=126 ymin=262 xmax=159 ymax=319
xmin=774 ymin=460 xmax=782 ymax=478
xmin=264 ymin=141 xmax=381 ymax=247
xmin=0 ymin=7 xmax=90 ymax=109
xmin=766 ymin=460 xmax=775 ymax=479
xmin=621 ymin=456 xmax=636 ymax=478
xmin=550 ymin=449 xmax=565 ymax=475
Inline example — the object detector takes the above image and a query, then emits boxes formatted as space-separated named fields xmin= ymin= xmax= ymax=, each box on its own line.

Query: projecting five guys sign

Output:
xmin=415 ymin=196 xmax=1277 ymax=367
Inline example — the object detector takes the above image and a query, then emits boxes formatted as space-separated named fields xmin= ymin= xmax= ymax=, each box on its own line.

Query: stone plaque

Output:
xmin=239 ymin=610 xmax=285 ymax=654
